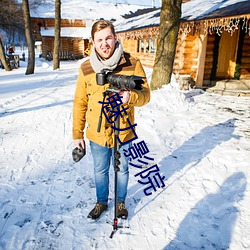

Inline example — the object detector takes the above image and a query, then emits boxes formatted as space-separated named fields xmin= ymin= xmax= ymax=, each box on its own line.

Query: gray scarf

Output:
xmin=90 ymin=41 xmax=123 ymax=73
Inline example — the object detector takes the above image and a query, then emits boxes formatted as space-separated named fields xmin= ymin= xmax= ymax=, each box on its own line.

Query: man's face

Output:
xmin=93 ymin=27 xmax=117 ymax=60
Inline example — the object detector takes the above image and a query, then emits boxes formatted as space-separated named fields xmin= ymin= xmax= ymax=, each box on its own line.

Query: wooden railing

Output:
xmin=46 ymin=51 xmax=83 ymax=61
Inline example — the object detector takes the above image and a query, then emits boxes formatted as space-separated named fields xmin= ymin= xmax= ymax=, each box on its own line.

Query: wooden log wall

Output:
xmin=120 ymin=39 xmax=137 ymax=54
xmin=120 ymin=38 xmax=156 ymax=68
xmin=173 ymin=34 xmax=185 ymax=75
xmin=120 ymin=31 xmax=200 ymax=77
xmin=134 ymin=53 xmax=156 ymax=68
xmin=173 ymin=34 xmax=199 ymax=80
xmin=61 ymin=38 xmax=74 ymax=52
xmin=32 ymin=18 xmax=86 ymax=29
xmin=41 ymin=37 xmax=53 ymax=57
xmin=240 ymin=35 xmax=250 ymax=79
xmin=183 ymin=35 xmax=198 ymax=79
xmin=41 ymin=37 xmax=86 ymax=58
xmin=72 ymin=38 xmax=87 ymax=55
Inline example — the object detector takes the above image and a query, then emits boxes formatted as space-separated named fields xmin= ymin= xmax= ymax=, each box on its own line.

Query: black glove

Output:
xmin=72 ymin=146 xmax=86 ymax=162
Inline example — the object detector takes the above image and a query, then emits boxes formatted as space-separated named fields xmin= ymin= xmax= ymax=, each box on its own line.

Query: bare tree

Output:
xmin=29 ymin=0 xmax=47 ymax=8
xmin=151 ymin=0 xmax=182 ymax=90
xmin=0 ymin=0 xmax=23 ymax=71
xmin=22 ymin=0 xmax=35 ymax=75
xmin=53 ymin=0 xmax=61 ymax=70
xmin=0 ymin=37 xmax=11 ymax=71
xmin=0 ymin=0 xmax=24 ymax=38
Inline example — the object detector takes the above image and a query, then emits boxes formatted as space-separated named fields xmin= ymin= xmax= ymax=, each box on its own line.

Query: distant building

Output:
xmin=30 ymin=1 xmax=151 ymax=60
xmin=31 ymin=17 xmax=92 ymax=60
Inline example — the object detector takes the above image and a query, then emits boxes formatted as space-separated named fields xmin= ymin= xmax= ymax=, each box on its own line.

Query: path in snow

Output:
xmin=0 ymin=60 xmax=250 ymax=249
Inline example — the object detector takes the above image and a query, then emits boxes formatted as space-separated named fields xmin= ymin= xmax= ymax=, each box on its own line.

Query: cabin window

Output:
xmin=137 ymin=38 xmax=156 ymax=54
xmin=150 ymin=38 xmax=155 ymax=53
xmin=137 ymin=39 xmax=143 ymax=53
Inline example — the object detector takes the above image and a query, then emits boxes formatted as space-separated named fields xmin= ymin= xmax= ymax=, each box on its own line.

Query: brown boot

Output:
xmin=117 ymin=202 xmax=128 ymax=219
xmin=87 ymin=202 xmax=108 ymax=220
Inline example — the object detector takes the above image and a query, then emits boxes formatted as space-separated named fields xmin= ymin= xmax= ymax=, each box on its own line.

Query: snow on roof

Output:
xmin=114 ymin=8 xmax=160 ymax=32
xmin=182 ymin=0 xmax=250 ymax=21
xmin=40 ymin=27 xmax=91 ymax=39
xmin=30 ymin=0 xmax=151 ymax=20
xmin=114 ymin=0 xmax=250 ymax=32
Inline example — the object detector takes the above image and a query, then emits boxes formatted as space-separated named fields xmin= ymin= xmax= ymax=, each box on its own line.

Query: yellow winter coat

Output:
xmin=72 ymin=52 xmax=150 ymax=148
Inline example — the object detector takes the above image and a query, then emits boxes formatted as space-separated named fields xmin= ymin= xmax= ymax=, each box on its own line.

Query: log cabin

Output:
xmin=31 ymin=18 xmax=92 ymax=60
xmin=30 ymin=1 xmax=152 ymax=61
xmin=115 ymin=0 xmax=250 ymax=93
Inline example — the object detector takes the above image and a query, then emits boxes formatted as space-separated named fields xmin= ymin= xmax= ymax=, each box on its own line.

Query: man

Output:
xmin=72 ymin=20 xmax=150 ymax=220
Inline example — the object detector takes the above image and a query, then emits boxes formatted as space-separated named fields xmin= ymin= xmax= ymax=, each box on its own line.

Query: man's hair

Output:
xmin=91 ymin=20 xmax=116 ymax=40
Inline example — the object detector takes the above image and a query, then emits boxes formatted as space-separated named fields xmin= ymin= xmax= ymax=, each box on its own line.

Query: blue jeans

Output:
xmin=90 ymin=141 xmax=131 ymax=205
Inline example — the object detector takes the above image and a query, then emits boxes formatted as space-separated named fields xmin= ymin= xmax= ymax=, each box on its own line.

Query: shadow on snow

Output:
xmin=164 ymin=172 xmax=247 ymax=249
xmin=0 ymin=100 xmax=73 ymax=117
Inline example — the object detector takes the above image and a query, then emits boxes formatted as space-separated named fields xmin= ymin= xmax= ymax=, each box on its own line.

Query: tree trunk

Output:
xmin=22 ymin=0 xmax=35 ymax=75
xmin=53 ymin=0 xmax=61 ymax=70
xmin=0 ymin=37 xmax=11 ymax=71
xmin=151 ymin=0 xmax=182 ymax=90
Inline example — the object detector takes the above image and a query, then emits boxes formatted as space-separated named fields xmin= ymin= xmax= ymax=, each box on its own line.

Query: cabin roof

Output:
xmin=40 ymin=27 xmax=91 ymax=39
xmin=30 ymin=0 xmax=151 ymax=20
xmin=115 ymin=8 xmax=160 ymax=33
xmin=182 ymin=0 xmax=250 ymax=21
xmin=115 ymin=0 xmax=250 ymax=32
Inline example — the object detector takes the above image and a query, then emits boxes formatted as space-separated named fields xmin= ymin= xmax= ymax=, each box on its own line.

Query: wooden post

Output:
xmin=195 ymin=32 xmax=207 ymax=88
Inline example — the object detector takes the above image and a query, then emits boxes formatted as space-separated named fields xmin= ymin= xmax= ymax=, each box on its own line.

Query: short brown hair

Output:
xmin=91 ymin=20 xmax=116 ymax=40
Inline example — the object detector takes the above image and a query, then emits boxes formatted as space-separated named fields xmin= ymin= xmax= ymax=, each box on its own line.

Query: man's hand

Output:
xmin=74 ymin=139 xmax=85 ymax=149
xmin=119 ymin=91 xmax=130 ymax=104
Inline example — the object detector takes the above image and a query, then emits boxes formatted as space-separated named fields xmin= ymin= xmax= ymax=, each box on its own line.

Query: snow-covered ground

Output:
xmin=0 ymin=50 xmax=250 ymax=250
